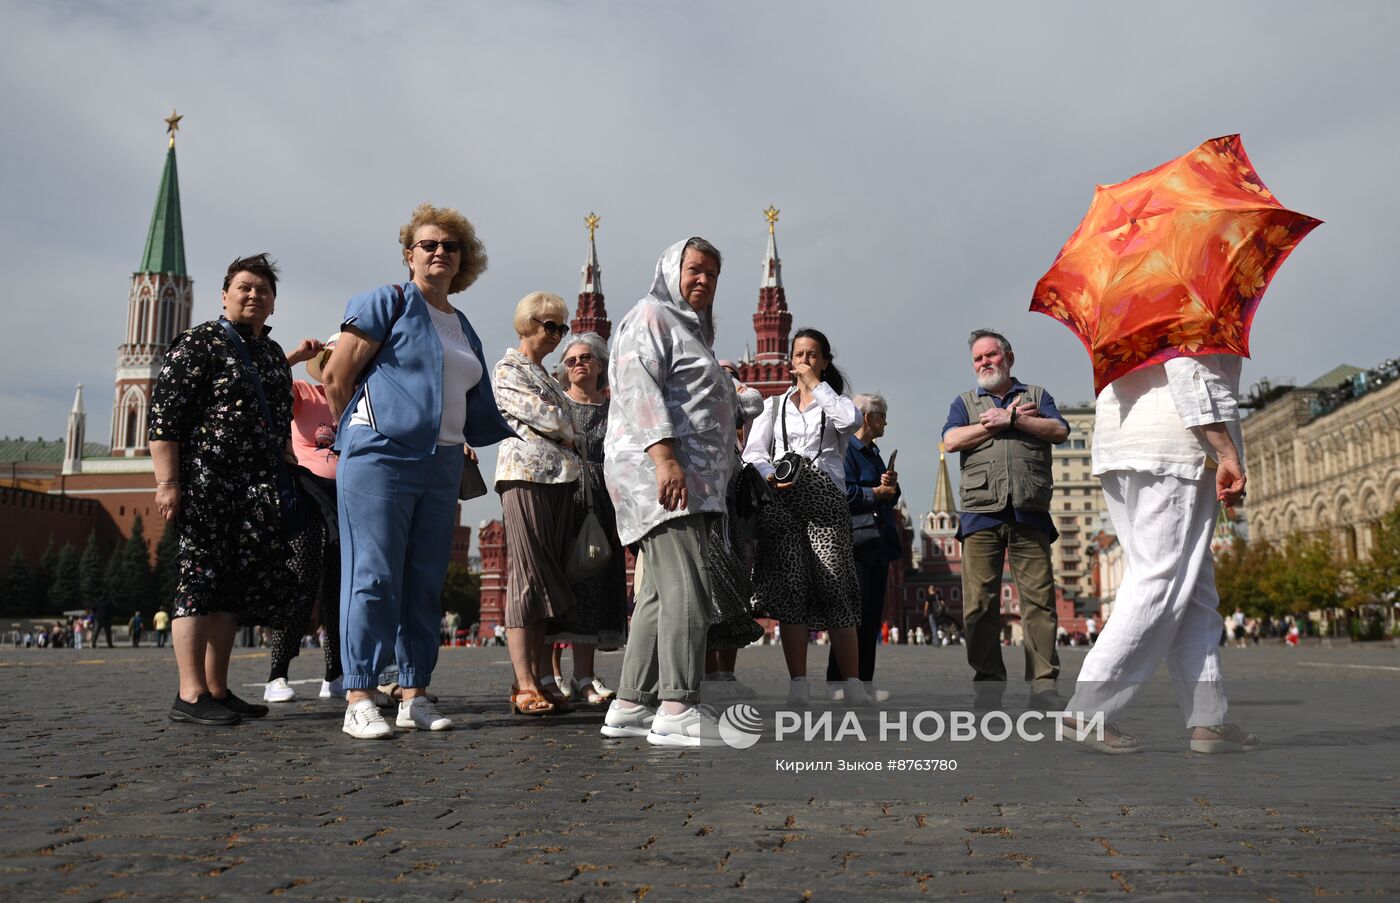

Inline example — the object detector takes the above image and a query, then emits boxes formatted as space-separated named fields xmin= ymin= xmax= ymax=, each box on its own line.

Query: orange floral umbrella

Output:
xmin=1031 ymin=134 xmax=1321 ymax=394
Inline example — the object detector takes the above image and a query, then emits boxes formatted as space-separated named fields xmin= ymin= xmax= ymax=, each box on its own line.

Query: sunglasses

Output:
xmin=532 ymin=317 xmax=570 ymax=337
xmin=409 ymin=239 xmax=462 ymax=254
xmin=563 ymin=353 xmax=595 ymax=368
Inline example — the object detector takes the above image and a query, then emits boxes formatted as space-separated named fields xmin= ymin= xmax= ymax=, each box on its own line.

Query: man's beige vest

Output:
xmin=957 ymin=384 xmax=1054 ymax=514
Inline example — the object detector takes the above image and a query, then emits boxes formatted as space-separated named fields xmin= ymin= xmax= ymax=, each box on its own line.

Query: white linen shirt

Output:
xmin=742 ymin=383 xmax=860 ymax=492
xmin=1092 ymin=354 xmax=1245 ymax=481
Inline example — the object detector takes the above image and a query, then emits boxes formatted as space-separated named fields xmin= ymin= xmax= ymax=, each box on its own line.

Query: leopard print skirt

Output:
xmin=750 ymin=456 xmax=861 ymax=631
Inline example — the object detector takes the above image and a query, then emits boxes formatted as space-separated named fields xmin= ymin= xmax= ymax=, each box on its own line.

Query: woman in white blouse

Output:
xmin=742 ymin=328 xmax=868 ymax=707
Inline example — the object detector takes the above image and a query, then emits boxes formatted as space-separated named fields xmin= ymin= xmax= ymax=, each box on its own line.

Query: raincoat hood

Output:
xmin=647 ymin=239 xmax=715 ymax=347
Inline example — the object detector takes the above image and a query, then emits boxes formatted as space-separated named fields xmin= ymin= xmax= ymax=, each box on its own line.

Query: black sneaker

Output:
xmin=215 ymin=690 xmax=269 ymax=719
xmin=170 ymin=693 xmax=242 ymax=726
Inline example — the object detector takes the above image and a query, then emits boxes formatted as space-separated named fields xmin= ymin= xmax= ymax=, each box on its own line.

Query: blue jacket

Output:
xmin=336 ymin=282 xmax=516 ymax=457
xmin=844 ymin=435 xmax=903 ymax=565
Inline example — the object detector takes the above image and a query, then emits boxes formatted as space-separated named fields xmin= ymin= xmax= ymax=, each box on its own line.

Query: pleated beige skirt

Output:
xmin=501 ymin=481 xmax=576 ymax=628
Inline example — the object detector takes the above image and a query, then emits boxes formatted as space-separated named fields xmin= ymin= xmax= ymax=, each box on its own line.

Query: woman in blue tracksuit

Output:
xmin=323 ymin=203 xmax=515 ymax=740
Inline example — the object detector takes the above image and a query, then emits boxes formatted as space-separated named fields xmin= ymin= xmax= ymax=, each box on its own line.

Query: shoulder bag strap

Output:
xmin=567 ymin=403 xmax=593 ymax=512
xmin=219 ymin=318 xmax=278 ymax=432
xmin=218 ymin=318 xmax=297 ymax=503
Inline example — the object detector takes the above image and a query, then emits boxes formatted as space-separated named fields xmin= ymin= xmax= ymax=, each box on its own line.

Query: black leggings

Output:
xmin=266 ymin=515 xmax=342 ymax=682
xmin=826 ymin=558 xmax=889 ymax=683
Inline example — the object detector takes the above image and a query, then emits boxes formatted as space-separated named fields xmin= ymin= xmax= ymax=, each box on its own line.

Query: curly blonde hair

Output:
xmin=399 ymin=203 xmax=487 ymax=294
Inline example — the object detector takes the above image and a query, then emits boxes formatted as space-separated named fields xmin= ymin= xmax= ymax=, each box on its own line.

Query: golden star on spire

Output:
xmin=763 ymin=205 xmax=780 ymax=233
xmin=584 ymin=212 xmax=600 ymax=240
xmin=164 ymin=108 xmax=183 ymax=146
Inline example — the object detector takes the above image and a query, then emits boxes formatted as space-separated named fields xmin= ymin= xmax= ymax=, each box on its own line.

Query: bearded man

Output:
xmin=942 ymin=329 xmax=1069 ymax=709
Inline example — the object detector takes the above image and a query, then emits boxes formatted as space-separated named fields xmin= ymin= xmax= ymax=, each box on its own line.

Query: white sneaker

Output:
xmin=866 ymin=682 xmax=892 ymax=703
xmin=263 ymin=677 xmax=296 ymax=703
xmin=647 ymin=704 xmax=727 ymax=748
xmin=600 ymin=699 xmax=655 ymax=738
xmin=589 ymin=677 xmax=617 ymax=702
xmin=396 ymin=697 xmax=453 ymax=731
xmin=545 ymin=675 xmax=573 ymax=701
xmin=841 ymin=679 xmax=874 ymax=707
xmin=319 ymin=677 xmax=345 ymax=699
xmin=342 ymin=699 xmax=394 ymax=739
xmin=786 ymin=679 xmax=812 ymax=708
xmin=725 ymin=676 xmax=758 ymax=700
xmin=833 ymin=681 xmax=891 ymax=703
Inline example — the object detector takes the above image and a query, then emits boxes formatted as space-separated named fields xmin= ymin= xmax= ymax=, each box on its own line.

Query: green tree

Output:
xmin=49 ymin=544 xmax=81 ymax=614
xmin=1215 ymin=535 xmax=1280 ymax=617
xmin=122 ymin=515 xmax=156 ymax=614
xmin=104 ymin=546 xmax=127 ymax=613
xmin=153 ymin=519 xmax=181 ymax=609
xmin=78 ymin=530 xmax=105 ymax=609
xmin=3 ymin=546 xmax=36 ymax=618
xmin=1260 ymin=531 xmax=1346 ymax=630
xmin=1354 ymin=503 xmax=1400 ymax=603
xmin=441 ymin=563 xmax=481 ymax=627
xmin=35 ymin=539 xmax=58 ymax=615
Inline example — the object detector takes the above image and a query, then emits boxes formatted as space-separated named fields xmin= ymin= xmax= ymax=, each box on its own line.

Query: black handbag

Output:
xmin=734 ymin=462 xmax=772 ymax=519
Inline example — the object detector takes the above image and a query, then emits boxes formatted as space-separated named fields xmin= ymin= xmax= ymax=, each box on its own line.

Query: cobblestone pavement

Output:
xmin=1 ymin=642 xmax=1397 ymax=900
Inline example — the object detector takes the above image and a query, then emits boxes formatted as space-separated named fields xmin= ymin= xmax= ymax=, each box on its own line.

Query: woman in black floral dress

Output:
xmin=149 ymin=254 xmax=297 ymax=727
xmin=551 ymin=333 xmax=627 ymax=705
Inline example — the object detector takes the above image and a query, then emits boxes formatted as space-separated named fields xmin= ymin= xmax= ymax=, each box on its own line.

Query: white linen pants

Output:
xmin=1068 ymin=470 xmax=1228 ymax=727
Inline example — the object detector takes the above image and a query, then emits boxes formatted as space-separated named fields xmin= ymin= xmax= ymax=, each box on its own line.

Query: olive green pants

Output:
xmin=617 ymin=514 xmax=714 ymax=706
xmin=960 ymin=523 xmax=1060 ymax=692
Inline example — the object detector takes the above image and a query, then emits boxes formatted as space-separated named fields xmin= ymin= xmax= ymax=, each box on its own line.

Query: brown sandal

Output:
xmin=510 ymin=689 xmax=555 ymax=716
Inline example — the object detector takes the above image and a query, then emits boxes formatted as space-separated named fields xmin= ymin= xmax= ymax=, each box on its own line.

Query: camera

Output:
xmin=773 ymin=454 xmax=801 ymax=484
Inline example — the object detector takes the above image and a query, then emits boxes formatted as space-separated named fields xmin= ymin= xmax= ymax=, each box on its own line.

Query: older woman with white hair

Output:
xmin=493 ymin=292 xmax=580 ymax=716
xmin=827 ymin=392 xmax=901 ymax=702
xmin=549 ymin=332 xmax=627 ymax=705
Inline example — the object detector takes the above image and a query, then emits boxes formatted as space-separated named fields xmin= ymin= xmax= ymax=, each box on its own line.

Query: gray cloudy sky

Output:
xmin=2 ymin=0 xmax=1396 ymax=537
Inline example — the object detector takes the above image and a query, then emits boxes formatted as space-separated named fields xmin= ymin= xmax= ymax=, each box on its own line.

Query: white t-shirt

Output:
xmin=742 ymin=383 xmax=859 ymax=492
xmin=351 ymin=305 xmax=482 ymax=445
xmin=428 ymin=305 xmax=482 ymax=445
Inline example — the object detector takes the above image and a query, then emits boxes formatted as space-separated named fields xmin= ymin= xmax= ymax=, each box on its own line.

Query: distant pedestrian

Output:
xmin=94 ymin=592 xmax=115 ymax=648
xmin=154 ymin=607 xmax=170 ymax=648
xmin=129 ymin=610 xmax=144 ymax=647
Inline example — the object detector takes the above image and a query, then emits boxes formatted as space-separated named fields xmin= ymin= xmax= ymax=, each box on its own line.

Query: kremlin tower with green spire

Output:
xmin=111 ymin=110 xmax=192 ymax=457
